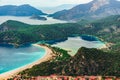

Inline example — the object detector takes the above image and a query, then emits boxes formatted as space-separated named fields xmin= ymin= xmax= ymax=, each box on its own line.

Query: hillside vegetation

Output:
xmin=0 ymin=15 xmax=120 ymax=51
xmin=18 ymin=47 xmax=120 ymax=78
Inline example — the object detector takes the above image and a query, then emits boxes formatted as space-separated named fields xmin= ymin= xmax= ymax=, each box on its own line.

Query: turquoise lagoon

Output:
xmin=52 ymin=36 xmax=106 ymax=55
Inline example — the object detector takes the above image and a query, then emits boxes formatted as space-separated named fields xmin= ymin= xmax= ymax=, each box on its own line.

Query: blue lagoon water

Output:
xmin=0 ymin=44 xmax=45 ymax=74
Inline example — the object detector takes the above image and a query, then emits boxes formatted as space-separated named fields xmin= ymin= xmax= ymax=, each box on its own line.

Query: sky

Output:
xmin=0 ymin=0 xmax=93 ymax=7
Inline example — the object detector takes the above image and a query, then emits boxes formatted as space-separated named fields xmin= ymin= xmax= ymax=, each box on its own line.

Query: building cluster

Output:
xmin=13 ymin=75 xmax=120 ymax=80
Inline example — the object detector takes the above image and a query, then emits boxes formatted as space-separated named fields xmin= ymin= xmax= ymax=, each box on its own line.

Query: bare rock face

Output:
xmin=90 ymin=0 xmax=110 ymax=12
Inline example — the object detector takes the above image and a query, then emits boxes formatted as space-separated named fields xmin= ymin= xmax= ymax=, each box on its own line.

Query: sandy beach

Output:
xmin=0 ymin=44 xmax=53 ymax=80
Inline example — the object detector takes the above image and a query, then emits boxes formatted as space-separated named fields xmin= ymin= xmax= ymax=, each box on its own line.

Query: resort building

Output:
xmin=12 ymin=75 xmax=120 ymax=80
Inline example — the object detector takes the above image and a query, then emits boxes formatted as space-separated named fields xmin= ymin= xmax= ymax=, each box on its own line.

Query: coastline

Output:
xmin=98 ymin=42 xmax=114 ymax=49
xmin=0 ymin=44 xmax=53 ymax=80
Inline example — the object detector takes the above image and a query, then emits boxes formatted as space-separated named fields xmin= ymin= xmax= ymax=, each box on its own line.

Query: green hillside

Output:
xmin=0 ymin=15 xmax=120 ymax=51
xmin=18 ymin=47 xmax=120 ymax=78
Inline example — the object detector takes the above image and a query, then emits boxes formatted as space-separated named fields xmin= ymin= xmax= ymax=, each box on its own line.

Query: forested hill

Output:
xmin=0 ymin=15 xmax=120 ymax=52
xmin=60 ymin=47 xmax=120 ymax=76
xmin=0 ymin=20 xmax=81 ymax=46
xmin=18 ymin=47 xmax=120 ymax=78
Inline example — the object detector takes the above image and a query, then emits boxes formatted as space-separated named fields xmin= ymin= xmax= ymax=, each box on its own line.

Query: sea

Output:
xmin=0 ymin=16 xmax=67 ymax=25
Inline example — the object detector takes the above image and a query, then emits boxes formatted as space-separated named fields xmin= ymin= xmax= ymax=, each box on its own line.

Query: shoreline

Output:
xmin=0 ymin=44 xmax=53 ymax=80
xmin=98 ymin=42 xmax=114 ymax=49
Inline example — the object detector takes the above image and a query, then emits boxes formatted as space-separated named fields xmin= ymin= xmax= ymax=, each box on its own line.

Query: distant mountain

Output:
xmin=39 ymin=4 xmax=77 ymax=14
xmin=0 ymin=4 xmax=47 ymax=16
xmin=49 ymin=0 xmax=120 ymax=21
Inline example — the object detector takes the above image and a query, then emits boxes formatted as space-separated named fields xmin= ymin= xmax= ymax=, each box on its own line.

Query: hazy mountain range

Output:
xmin=0 ymin=4 xmax=77 ymax=16
xmin=0 ymin=0 xmax=120 ymax=21
xmin=38 ymin=4 xmax=77 ymax=14
xmin=49 ymin=0 xmax=120 ymax=21
xmin=0 ymin=4 xmax=46 ymax=16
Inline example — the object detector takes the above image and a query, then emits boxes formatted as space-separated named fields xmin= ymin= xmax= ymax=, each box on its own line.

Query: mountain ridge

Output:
xmin=0 ymin=4 xmax=47 ymax=16
xmin=49 ymin=0 xmax=120 ymax=21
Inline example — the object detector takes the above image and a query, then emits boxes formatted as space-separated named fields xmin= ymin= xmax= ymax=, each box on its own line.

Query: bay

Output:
xmin=0 ymin=16 xmax=67 ymax=25
xmin=0 ymin=44 xmax=45 ymax=74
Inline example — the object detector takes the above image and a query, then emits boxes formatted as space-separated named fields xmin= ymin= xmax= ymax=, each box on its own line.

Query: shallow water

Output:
xmin=0 ymin=44 xmax=45 ymax=74
xmin=52 ymin=36 xmax=105 ymax=55
xmin=0 ymin=16 xmax=67 ymax=25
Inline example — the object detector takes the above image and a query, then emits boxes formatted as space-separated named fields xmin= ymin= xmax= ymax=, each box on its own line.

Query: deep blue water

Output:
xmin=80 ymin=35 xmax=99 ymax=41
xmin=0 ymin=44 xmax=45 ymax=74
